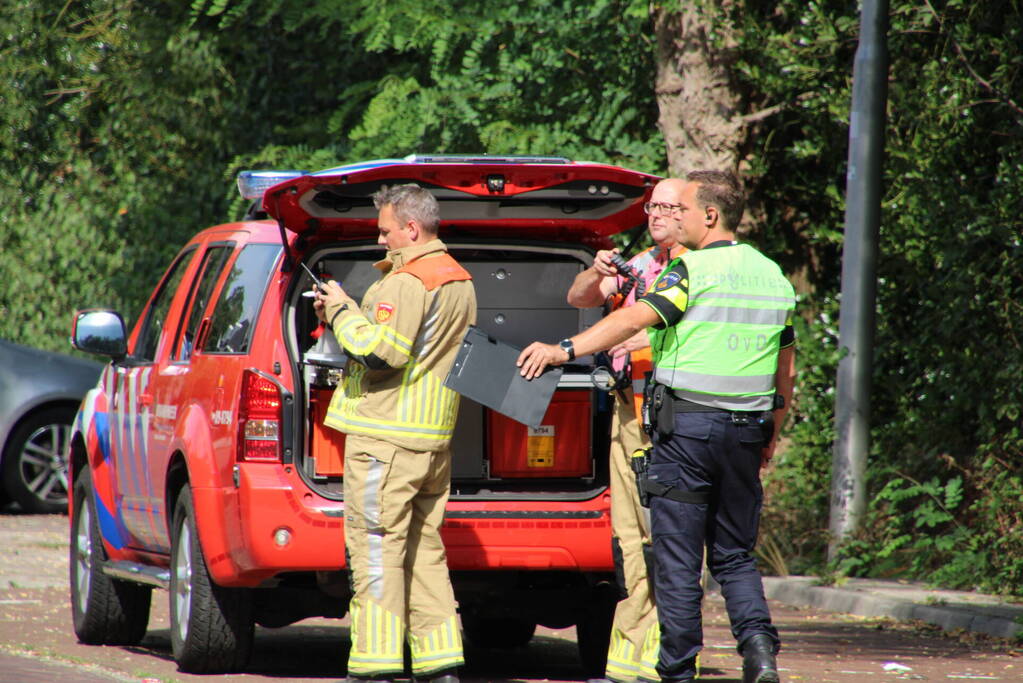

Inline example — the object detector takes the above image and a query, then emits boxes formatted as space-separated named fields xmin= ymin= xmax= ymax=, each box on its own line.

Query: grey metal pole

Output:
xmin=829 ymin=0 xmax=890 ymax=561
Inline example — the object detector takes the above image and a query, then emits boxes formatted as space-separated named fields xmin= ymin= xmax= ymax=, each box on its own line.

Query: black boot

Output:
xmin=742 ymin=633 xmax=779 ymax=683
xmin=414 ymin=670 xmax=459 ymax=683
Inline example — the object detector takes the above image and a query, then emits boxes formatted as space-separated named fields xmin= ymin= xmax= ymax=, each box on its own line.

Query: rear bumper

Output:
xmin=199 ymin=464 xmax=613 ymax=586
xmin=442 ymin=499 xmax=613 ymax=572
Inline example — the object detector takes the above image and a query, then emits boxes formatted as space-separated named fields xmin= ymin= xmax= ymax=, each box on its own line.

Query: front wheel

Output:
xmin=70 ymin=467 xmax=151 ymax=644
xmin=169 ymin=485 xmax=253 ymax=673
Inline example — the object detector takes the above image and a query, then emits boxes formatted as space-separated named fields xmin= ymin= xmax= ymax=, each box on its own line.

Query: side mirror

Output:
xmin=71 ymin=309 xmax=127 ymax=359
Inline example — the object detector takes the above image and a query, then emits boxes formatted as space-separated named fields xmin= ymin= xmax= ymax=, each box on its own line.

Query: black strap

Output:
xmin=642 ymin=479 xmax=711 ymax=504
xmin=328 ymin=302 xmax=349 ymax=328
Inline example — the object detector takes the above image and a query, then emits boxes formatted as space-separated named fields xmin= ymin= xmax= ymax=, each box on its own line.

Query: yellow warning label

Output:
xmin=526 ymin=425 xmax=555 ymax=468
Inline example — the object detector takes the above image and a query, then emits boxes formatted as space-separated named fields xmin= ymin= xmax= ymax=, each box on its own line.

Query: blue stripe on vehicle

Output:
xmin=94 ymin=412 xmax=111 ymax=462
xmin=95 ymin=490 xmax=128 ymax=549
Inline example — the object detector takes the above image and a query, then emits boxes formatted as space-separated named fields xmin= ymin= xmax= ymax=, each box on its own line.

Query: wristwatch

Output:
xmin=559 ymin=338 xmax=576 ymax=361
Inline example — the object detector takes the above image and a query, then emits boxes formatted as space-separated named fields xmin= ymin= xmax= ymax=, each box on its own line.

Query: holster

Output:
xmin=642 ymin=379 xmax=675 ymax=441
xmin=654 ymin=383 xmax=675 ymax=441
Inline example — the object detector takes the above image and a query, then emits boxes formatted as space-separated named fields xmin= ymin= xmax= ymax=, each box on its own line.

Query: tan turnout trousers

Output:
xmin=343 ymin=433 xmax=464 ymax=678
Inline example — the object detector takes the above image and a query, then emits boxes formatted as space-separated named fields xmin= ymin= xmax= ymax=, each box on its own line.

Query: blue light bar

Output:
xmin=403 ymin=154 xmax=571 ymax=165
xmin=236 ymin=170 xmax=307 ymax=200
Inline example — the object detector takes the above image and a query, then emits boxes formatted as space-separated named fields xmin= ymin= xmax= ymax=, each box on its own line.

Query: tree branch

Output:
xmin=922 ymin=0 xmax=1023 ymax=121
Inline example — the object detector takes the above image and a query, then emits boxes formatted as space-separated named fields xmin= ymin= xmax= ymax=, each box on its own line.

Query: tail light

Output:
xmin=237 ymin=370 xmax=282 ymax=462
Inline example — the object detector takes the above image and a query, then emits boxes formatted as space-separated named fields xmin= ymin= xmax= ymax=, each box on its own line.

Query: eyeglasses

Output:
xmin=643 ymin=201 xmax=685 ymax=217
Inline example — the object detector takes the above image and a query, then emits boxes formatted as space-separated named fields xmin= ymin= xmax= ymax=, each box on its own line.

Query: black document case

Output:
xmin=444 ymin=326 xmax=562 ymax=428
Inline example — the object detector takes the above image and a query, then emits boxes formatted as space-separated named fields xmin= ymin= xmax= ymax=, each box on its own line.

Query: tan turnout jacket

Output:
xmin=323 ymin=239 xmax=476 ymax=451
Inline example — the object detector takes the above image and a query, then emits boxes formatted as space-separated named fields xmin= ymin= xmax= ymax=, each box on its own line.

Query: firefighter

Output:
xmin=517 ymin=169 xmax=795 ymax=683
xmin=565 ymin=178 xmax=687 ymax=683
xmin=314 ymin=184 xmax=477 ymax=683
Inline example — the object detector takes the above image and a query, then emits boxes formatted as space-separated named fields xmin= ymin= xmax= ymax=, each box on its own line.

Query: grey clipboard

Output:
xmin=444 ymin=325 xmax=563 ymax=428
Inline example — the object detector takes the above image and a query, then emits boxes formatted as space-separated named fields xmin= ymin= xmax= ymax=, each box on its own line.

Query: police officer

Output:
xmin=566 ymin=178 xmax=687 ymax=683
xmin=315 ymin=184 xmax=477 ymax=683
xmin=518 ymin=170 xmax=795 ymax=683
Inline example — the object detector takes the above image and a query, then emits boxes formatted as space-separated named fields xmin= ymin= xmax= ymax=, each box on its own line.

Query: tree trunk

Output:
xmin=654 ymin=1 xmax=746 ymax=177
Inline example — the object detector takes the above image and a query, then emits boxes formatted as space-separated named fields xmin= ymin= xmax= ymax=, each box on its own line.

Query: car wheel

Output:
xmin=70 ymin=467 xmax=151 ymax=645
xmin=170 ymin=485 xmax=253 ymax=673
xmin=461 ymin=614 xmax=537 ymax=649
xmin=2 ymin=407 xmax=75 ymax=514
xmin=576 ymin=583 xmax=617 ymax=677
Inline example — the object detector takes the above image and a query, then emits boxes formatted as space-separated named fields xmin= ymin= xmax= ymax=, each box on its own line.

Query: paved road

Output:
xmin=1 ymin=512 xmax=1020 ymax=682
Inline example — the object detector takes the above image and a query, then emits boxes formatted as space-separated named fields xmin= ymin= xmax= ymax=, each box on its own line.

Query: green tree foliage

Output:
xmin=198 ymin=0 xmax=664 ymax=177
xmin=725 ymin=0 xmax=1023 ymax=594
xmin=1 ymin=0 xmax=381 ymax=340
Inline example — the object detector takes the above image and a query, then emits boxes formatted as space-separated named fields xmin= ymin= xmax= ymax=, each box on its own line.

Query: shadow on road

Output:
xmin=119 ymin=624 xmax=591 ymax=682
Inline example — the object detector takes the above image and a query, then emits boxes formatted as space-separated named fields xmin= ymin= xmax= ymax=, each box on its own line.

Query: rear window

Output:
xmin=204 ymin=244 xmax=282 ymax=354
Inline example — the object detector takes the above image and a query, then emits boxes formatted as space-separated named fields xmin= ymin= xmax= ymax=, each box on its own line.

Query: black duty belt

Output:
xmin=671 ymin=395 xmax=768 ymax=429
xmin=672 ymin=396 xmax=727 ymax=413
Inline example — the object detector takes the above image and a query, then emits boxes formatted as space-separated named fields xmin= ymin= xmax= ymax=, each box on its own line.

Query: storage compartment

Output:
xmin=488 ymin=390 xmax=592 ymax=478
xmin=451 ymin=398 xmax=486 ymax=479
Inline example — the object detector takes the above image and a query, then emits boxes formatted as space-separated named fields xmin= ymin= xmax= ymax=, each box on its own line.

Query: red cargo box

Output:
xmin=310 ymin=387 xmax=344 ymax=476
xmin=488 ymin=391 xmax=591 ymax=478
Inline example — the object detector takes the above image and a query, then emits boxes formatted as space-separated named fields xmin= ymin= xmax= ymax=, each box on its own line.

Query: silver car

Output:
xmin=1 ymin=339 xmax=102 ymax=513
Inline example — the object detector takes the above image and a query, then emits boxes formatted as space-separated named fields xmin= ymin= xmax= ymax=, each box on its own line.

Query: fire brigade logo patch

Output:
xmin=375 ymin=302 xmax=394 ymax=323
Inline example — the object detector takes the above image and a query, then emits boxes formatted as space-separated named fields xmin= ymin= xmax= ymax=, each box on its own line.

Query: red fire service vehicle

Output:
xmin=68 ymin=155 xmax=658 ymax=675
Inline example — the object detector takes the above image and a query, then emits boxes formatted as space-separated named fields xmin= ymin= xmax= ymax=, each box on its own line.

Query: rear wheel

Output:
xmin=70 ymin=468 xmax=151 ymax=644
xmin=3 ymin=407 xmax=75 ymax=514
xmin=170 ymin=485 xmax=253 ymax=673
xmin=576 ymin=583 xmax=617 ymax=677
xmin=461 ymin=614 xmax=537 ymax=649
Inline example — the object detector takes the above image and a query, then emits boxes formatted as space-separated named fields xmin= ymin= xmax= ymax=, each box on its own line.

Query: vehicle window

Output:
xmin=204 ymin=244 xmax=282 ymax=354
xmin=135 ymin=248 xmax=195 ymax=362
xmin=173 ymin=245 xmax=234 ymax=362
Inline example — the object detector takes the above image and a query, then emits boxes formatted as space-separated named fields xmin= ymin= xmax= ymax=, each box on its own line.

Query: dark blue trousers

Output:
xmin=648 ymin=411 xmax=779 ymax=682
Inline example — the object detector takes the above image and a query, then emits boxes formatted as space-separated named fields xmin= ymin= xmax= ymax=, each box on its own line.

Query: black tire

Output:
xmin=170 ymin=485 xmax=253 ymax=673
xmin=70 ymin=468 xmax=152 ymax=645
xmin=576 ymin=584 xmax=617 ymax=677
xmin=462 ymin=614 xmax=537 ymax=649
xmin=3 ymin=407 xmax=75 ymax=514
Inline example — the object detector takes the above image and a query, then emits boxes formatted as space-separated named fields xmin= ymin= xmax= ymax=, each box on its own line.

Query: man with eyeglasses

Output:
xmin=565 ymin=178 xmax=686 ymax=683
xmin=518 ymin=170 xmax=795 ymax=683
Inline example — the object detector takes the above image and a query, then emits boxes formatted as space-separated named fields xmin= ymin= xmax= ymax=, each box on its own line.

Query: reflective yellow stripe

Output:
xmin=605 ymin=625 xmax=641 ymax=680
xmin=408 ymin=615 xmax=464 ymax=675
xmin=347 ymin=599 xmax=404 ymax=675
xmin=638 ymin=620 xmax=661 ymax=681
xmin=337 ymin=314 xmax=413 ymax=357
xmin=324 ymin=412 xmax=456 ymax=441
xmin=327 ymin=359 xmax=459 ymax=442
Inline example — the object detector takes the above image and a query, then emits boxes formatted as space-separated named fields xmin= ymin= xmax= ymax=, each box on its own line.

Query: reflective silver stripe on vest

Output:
xmin=654 ymin=366 xmax=774 ymax=396
xmin=681 ymin=305 xmax=791 ymax=325
xmin=692 ymin=291 xmax=794 ymax=304
xmin=668 ymin=387 xmax=773 ymax=412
